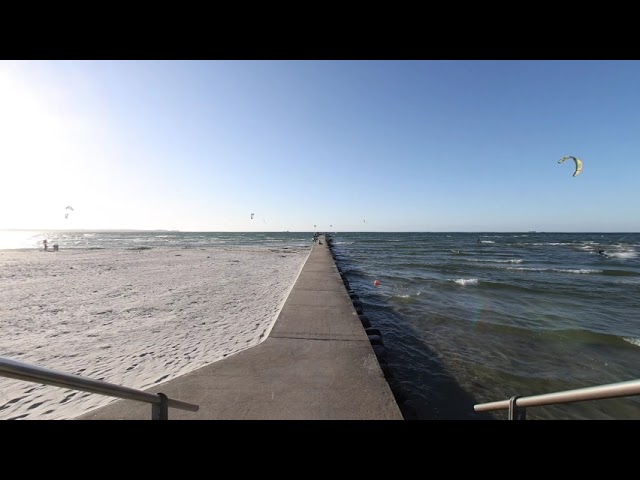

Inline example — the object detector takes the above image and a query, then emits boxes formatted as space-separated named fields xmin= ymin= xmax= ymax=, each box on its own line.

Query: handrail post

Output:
xmin=152 ymin=393 xmax=169 ymax=420
xmin=508 ymin=396 xmax=526 ymax=420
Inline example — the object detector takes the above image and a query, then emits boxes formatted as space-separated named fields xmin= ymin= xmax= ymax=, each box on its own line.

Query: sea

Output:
xmin=2 ymin=230 xmax=639 ymax=420
xmin=329 ymin=231 xmax=640 ymax=420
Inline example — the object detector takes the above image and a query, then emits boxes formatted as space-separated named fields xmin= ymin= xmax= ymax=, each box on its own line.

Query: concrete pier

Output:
xmin=77 ymin=235 xmax=403 ymax=420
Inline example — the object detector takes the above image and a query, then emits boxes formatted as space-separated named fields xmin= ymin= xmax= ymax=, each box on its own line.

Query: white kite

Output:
xmin=558 ymin=156 xmax=583 ymax=177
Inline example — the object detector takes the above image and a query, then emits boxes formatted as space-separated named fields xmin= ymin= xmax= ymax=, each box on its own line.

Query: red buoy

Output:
xmin=374 ymin=280 xmax=381 ymax=286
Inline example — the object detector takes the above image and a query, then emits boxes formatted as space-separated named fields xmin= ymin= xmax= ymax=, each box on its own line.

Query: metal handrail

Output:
xmin=474 ymin=378 xmax=640 ymax=419
xmin=0 ymin=356 xmax=199 ymax=420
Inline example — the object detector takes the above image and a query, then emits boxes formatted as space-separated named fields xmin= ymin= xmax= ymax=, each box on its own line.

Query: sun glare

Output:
xmin=0 ymin=66 xmax=84 ymax=229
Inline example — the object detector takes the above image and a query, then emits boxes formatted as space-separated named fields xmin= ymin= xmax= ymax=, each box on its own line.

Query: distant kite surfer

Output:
xmin=598 ymin=248 xmax=608 ymax=257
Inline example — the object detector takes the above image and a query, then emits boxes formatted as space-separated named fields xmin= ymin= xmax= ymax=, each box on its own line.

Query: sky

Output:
xmin=1 ymin=60 xmax=639 ymax=232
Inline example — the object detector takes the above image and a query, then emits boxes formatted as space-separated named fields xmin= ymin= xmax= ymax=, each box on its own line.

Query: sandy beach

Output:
xmin=0 ymin=245 xmax=310 ymax=420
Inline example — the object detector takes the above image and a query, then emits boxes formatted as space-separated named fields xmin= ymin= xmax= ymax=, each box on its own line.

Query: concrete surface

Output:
xmin=76 ymin=235 xmax=403 ymax=420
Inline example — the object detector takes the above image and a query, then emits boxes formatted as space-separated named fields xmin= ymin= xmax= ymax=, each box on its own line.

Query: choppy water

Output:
xmin=330 ymin=232 xmax=640 ymax=420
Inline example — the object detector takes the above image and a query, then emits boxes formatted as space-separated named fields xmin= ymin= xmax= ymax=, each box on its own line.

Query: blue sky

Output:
xmin=1 ymin=60 xmax=638 ymax=232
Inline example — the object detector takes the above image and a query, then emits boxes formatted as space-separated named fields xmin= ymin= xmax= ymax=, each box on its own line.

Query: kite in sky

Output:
xmin=558 ymin=156 xmax=583 ymax=177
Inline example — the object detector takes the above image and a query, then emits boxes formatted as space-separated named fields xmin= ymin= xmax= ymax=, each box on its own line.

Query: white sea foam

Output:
xmin=395 ymin=292 xmax=422 ymax=299
xmin=453 ymin=278 xmax=478 ymax=286
xmin=507 ymin=267 xmax=601 ymax=274
xmin=607 ymin=251 xmax=637 ymax=259
xmin=468 ymin=258 xmax=524 ymax=264
xmin=555 ymin=268 xmax=601 ymax=274
xmin=623 ymin=337 xmax=640 ymax=347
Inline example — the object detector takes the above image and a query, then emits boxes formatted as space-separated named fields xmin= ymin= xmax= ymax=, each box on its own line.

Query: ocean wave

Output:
xmin=452 ymin=278 xmax=478 ymax=286
xmin=555 ymin=268 xmax=602 ymax=274
xmin=600 ymin=269 xmax=640 ymax=277
xmin=606 ymin=251 xmax=637 ymax=259
xmin=616 ymin=277 xmax=640 ymax=285
xmin=468 ymin=258 xmax=524 ymax=264
xmin=393 ymin=292 xmax=422 ymax=299
xmin=480 ymin=281 xmax=547 ymax=294
xmin=538 ymin=328 xmax=633 ymax=346
xmin=507 ymin=267 xmax=602 ymax=274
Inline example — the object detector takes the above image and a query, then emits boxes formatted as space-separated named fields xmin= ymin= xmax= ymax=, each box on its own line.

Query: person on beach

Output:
xmin=53 ymin=243 xmax=59 ymax=252
xmin=43 ymin=239 xmax=48 ymax=252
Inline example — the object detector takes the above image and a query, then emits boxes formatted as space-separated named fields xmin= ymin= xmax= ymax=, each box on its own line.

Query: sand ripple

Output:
xmin=0 ymin=246 xmax=309 ymax=419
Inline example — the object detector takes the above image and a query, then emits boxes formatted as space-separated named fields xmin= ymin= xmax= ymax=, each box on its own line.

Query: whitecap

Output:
xmin=607 ymin=251 xmax=637 ymax=259
xmin=469 ymin=258 xmax=524 ymax=264
xmin=553 ymin=269 xmax=601 ymax=274
xmin=623 ymin=337 xmax=640 ymax=348
xmin=453 ymin=278 xmax=478 ymax=286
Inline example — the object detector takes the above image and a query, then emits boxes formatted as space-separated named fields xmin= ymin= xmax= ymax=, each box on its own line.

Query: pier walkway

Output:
xmin=77 ymin=235 xmax=403 ymax=420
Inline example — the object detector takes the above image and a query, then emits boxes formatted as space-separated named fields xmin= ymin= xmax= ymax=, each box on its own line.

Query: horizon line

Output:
xmin=1 ymin=229 xmax=638 ymax=234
